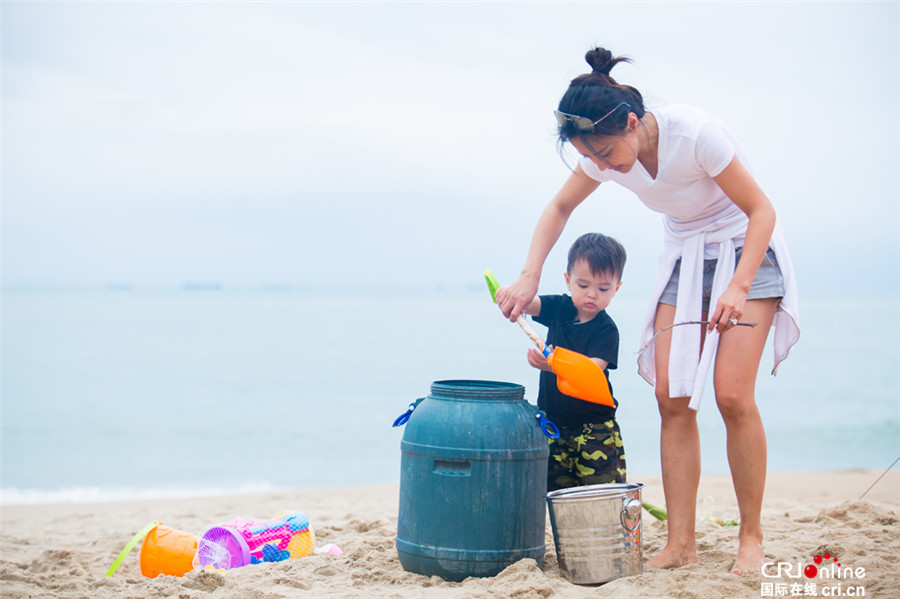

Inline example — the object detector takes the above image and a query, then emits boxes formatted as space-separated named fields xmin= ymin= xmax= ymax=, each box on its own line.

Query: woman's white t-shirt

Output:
xmin=578 ymin=104 xmax=800 ymax=410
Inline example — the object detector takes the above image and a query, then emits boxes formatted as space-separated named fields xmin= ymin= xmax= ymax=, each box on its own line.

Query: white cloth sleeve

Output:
xmin=694 ymin=121 xmax=735 ymax=177
xmin=579 ymin=155 xmax=612 ymax=183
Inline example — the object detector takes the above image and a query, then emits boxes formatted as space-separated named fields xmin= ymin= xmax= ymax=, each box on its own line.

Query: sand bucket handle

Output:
xmin=105 ymin=521 xmax=160 ymax=577
xmin=393 ymin=398 xmax=426 ymax=427
xmin=620 ymin=498 xmax=642 ymax=532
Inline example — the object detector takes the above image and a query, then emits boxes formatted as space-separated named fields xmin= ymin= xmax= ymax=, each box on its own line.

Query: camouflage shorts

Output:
xmin=546 ymin=420 xmax=626 ymax=492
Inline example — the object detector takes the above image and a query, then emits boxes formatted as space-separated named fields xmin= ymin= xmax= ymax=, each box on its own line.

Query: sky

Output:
xmin=2 ymin=1 xmax=898 ymax=295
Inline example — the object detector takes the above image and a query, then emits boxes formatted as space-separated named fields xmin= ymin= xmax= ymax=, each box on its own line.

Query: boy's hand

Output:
xmin=527 ymin=347 xmax=553 ymax=372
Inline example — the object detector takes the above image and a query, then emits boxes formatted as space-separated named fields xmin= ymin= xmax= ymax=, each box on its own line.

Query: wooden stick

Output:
xmin=636 ymin=320 xmax=758 ymax=356
xmin=858 ymin=456 xmax=900 ymax=500
xmin=516 ymin=314 xmax=546 ymax=353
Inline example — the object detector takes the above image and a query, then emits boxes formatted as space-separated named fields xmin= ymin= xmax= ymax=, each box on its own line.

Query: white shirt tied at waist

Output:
xmin=637 ymin=215 xmax=800 ymax=411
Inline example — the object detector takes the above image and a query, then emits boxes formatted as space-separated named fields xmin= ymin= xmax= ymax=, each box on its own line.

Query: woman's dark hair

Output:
xmin=556 ymin=47 xmax=646 ymax=143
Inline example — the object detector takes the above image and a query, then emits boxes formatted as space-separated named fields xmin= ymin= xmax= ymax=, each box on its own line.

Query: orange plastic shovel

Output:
xmin=546 ymin=347 xmax=615 ymax=407
xmin=484 ymin=270 xmax=615 ymax=408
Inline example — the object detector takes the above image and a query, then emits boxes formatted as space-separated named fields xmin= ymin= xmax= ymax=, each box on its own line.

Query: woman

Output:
xmin=496 ymin=48 xmax=799 ymax=574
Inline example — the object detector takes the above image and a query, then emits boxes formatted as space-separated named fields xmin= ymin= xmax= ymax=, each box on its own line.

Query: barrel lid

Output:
xmin=430 ymin=380 xmax=525 ymax=401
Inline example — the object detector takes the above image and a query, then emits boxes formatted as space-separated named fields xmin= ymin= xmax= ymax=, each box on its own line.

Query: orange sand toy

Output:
xmin=546 ymin=346 xmax=615 ymax=407
xmin=139 ymin=524 xmax=199 ymax=578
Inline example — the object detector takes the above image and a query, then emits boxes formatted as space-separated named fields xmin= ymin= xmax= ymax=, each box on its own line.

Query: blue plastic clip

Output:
xmin=392 ymin=398 xmax=425 ymax=427
xmin=536 ymin=411 xmax=560 ymax=439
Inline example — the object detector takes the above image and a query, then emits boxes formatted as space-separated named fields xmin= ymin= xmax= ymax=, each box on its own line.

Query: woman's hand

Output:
xmin=709 ymin=283 xmax=748 ymax=333
xmin=495 ymin=275 xmax=540 ymax=322
xmin=711 ymin=156 xmax=776 ymax=334
xmin=527 ymin=347 xmax=553 ymax=372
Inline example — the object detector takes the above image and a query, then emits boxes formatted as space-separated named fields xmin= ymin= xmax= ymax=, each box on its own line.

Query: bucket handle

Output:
xmin=620 ymin=498 xmax=642 ymax=532
xmin=105 ymin=521 xmax=160 ymax=577
xmin=392 ymin=398 xmax=425 ymax=427
xmin=535 ymin=410 xmax=560 ymax=439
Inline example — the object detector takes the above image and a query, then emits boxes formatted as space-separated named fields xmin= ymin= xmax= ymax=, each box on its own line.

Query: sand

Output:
xmin=2 ymin=470 xmax=898 ymax=599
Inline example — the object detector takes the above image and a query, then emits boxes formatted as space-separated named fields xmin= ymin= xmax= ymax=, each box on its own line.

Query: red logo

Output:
xmin=804 ymin=552 xmax=841 ymax=578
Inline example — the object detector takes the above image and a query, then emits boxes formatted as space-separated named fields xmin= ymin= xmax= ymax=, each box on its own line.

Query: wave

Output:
xmin=0 ymin=482 xmax=281 ymax=506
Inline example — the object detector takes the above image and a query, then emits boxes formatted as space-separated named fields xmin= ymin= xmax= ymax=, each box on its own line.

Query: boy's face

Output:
xmin=564 ymin=259 xmax=622 ymax=321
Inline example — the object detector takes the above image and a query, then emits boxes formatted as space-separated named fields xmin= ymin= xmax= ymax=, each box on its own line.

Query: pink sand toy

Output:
xmin=194 ymin=511 xmax=315 ymax=570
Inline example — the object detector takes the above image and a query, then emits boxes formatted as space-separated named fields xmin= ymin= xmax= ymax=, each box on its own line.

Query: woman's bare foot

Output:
xmin=731 ymin=538 xmax=764 ymax=574
xmin=645 ymin=543 xmax=699 ymax=570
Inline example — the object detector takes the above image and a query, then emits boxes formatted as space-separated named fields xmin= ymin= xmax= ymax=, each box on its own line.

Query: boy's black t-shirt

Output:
xmin=533 ymin=294 xmax=619 ymax=428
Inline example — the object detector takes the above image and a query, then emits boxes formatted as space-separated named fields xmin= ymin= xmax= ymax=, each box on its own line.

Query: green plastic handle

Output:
xmin=105 ymin=521 xmax=160 ymax=577
xmin=484 ymin=269 xmax=501 ymax=303
xmin=642 ymin=502 xmax=668 ymax=522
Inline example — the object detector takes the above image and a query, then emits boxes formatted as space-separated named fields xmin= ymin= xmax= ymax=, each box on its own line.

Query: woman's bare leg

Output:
xmin=713 ymin=298 xmax=778 ymax=574
xmin=645 ymin=302 xmax=701 ymax=569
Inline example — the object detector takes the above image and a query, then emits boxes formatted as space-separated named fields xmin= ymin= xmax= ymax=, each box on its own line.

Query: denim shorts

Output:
xmin=659 ymin=247 xmax=785 ymax=311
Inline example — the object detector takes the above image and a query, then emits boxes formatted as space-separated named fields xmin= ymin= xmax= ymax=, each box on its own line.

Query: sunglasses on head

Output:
xmin=554 ymin=101 xmax=631 ymax=133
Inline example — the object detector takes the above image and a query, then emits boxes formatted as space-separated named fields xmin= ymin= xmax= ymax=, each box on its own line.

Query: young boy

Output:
xmin=521 ymin=232 xmax=627 ymax=491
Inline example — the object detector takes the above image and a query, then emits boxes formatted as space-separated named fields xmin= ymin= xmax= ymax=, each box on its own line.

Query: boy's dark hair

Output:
xmin=567 ymin=233 xmax=626 ymax=280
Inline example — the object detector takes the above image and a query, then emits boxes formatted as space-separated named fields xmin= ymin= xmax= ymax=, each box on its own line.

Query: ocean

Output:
xmin=2 ymin=288 xmax=897 ymax=504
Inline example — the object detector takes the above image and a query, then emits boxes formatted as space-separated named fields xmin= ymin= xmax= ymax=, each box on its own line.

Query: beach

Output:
xmin=2 ymin=470 xmax=897 ymax=599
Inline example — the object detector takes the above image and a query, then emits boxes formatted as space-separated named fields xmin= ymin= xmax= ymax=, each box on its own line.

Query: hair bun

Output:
xmin=584 ymin=47 xmax=631 ymax=77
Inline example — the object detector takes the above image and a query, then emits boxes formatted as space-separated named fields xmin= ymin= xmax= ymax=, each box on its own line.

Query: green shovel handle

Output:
xmin=484 ymin=269 xmax=501 ymax=303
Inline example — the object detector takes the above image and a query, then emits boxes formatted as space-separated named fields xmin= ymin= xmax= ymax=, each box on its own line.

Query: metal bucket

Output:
xmin=546 ymin=483 xmax=644 ymax=585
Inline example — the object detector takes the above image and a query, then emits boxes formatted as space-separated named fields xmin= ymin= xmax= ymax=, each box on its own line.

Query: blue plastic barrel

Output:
xmin=395 ymin=380 xmax=550 ymax=581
